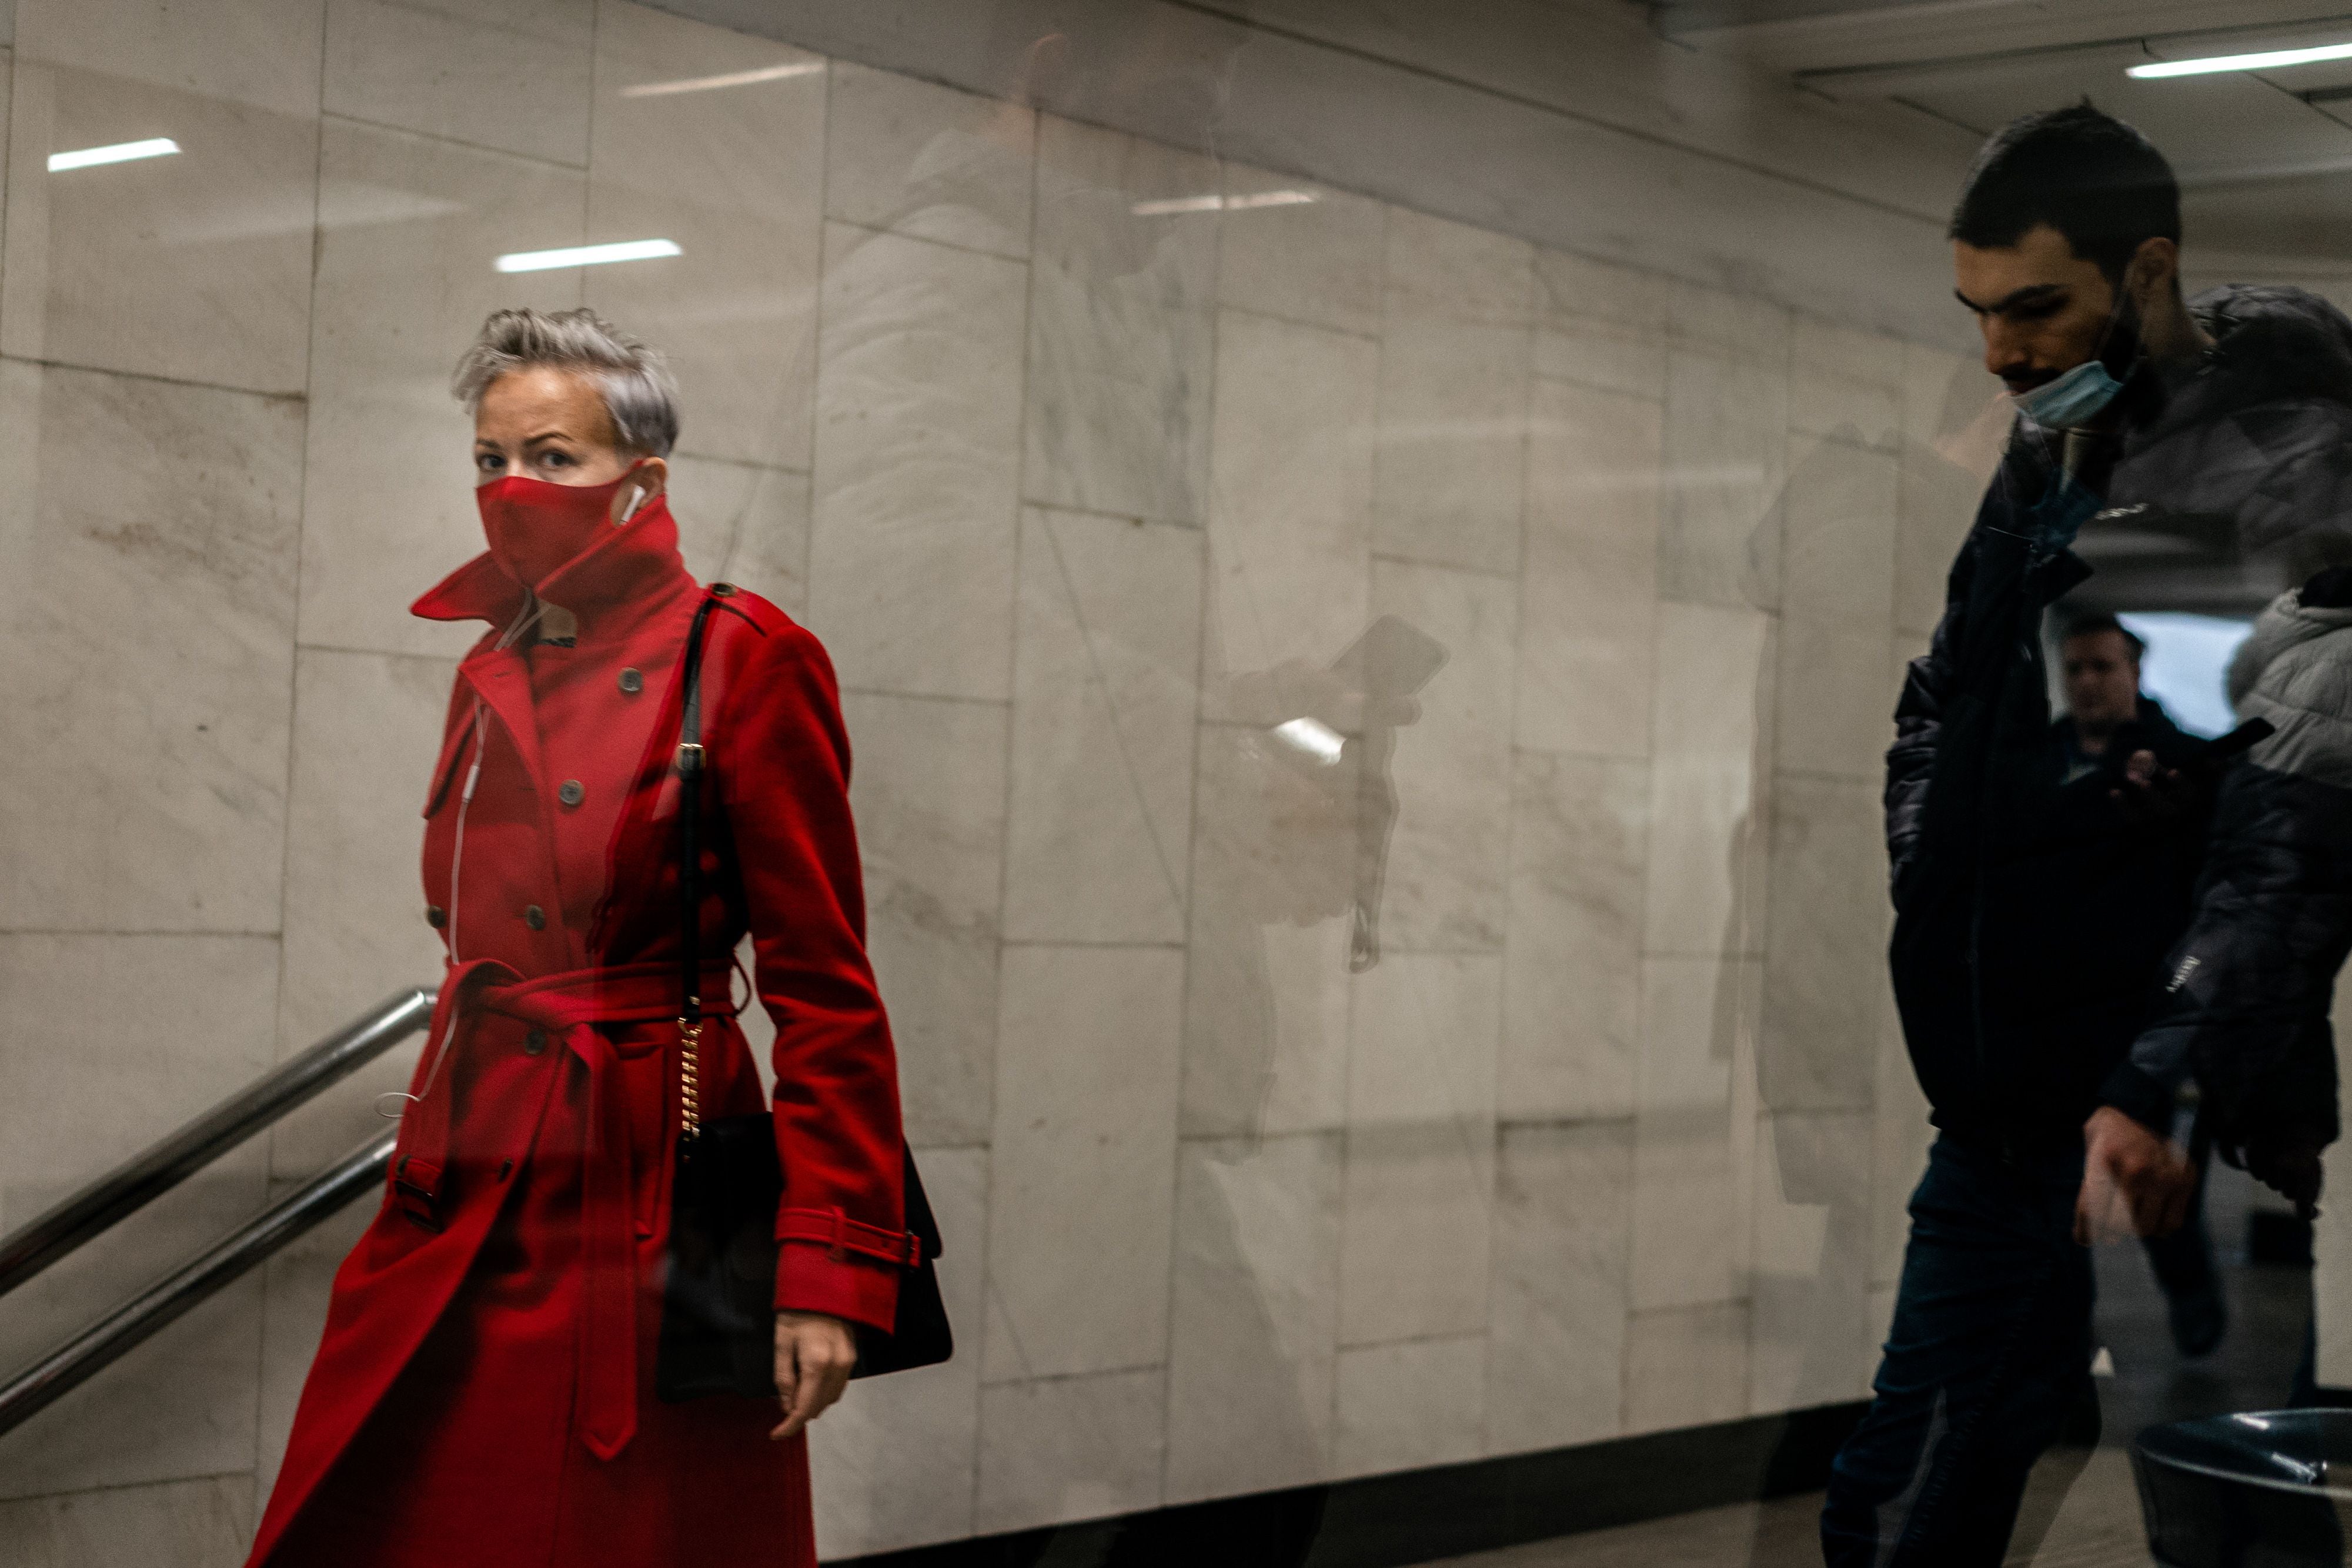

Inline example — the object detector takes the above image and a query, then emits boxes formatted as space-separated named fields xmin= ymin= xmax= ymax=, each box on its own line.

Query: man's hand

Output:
xmin=2076 ymin=1105 xmax=2196 ymax=1245
xmin=771 ymin=1311 xmax=857 ymax=1441
xmin=2110 ymin=748 xmax=2200 ymax=825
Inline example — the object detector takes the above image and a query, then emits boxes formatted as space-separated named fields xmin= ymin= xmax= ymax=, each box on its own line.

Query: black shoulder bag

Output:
xmin=656 ymin=589 xmax=954 ymax=1402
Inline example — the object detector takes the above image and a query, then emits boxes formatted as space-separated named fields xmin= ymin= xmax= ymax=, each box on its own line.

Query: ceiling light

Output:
xmin=495 ymin=238 xmax=682 ymax=273
xmin=2129 ymin=41 xmax=2352 ymax=79
xmin=621 ymin=61 xmax=823 ymax=98
xmin=1131 ymin=190 xmax=1318 ymax=216
xmin=48 ymin=138 xmax=180 ymax=173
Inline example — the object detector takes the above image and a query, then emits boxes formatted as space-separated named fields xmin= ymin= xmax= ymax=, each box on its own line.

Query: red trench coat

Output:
xmin=249 ymin=499 xmax=909 ymax=1568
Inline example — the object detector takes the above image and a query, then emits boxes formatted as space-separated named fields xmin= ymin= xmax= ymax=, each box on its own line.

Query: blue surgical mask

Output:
xmin=2012 ymin=357 xmax=2126 ymax=429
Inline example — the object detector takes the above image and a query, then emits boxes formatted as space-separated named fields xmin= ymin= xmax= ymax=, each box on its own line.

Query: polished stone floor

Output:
xmin=1424 ymin=1161 xmax=2316 ymax=1568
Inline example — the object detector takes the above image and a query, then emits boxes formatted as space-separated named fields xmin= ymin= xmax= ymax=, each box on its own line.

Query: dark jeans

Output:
xmin=1822 ymin=1134 xmax=2097 ymax=1566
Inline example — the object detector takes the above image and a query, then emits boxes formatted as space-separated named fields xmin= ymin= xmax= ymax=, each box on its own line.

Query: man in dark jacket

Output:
xmin=1823 ymin=104 xmax=2352 ymax=1565
xmin=2054 ymin=614 xmax=2230 ymax=1358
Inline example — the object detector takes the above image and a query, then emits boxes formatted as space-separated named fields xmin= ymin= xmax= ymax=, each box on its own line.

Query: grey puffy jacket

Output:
xmin=2122 ymin=589 xmax=2352 ymax=1156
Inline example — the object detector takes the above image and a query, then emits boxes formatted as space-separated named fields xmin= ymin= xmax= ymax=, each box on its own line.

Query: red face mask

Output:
xmin=476 ymin=466 xmax=650 ymax=590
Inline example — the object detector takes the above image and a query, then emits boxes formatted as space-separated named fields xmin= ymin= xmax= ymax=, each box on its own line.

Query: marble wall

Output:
xmin=0 ymin=1 xmax=1998 ymax=1560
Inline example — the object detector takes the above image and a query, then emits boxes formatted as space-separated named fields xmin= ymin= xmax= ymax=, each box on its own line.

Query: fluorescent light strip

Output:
xmin=495 ymin=238 xmax=682 ymax=273
xmin=1130 ymin=190 xmax=1319 ymax=216
xmin=48 ymin=138 xmax=181 ymax=173
xmin=620 ymin=61 xmax=823 ymax=97
xmin=2129 ymin=40 xmax=2352 ymax=79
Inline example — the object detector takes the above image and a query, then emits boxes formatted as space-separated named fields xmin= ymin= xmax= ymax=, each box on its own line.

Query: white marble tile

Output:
xmin=1201 ymin=307 xmax=1377 ymax=725
xmin=1486 ymin=1120 xmax=1631 ymax=1454
xmin=1003 ymin=507 xmax=1203 ymax=945
xmin=1759 ymin=774 xmax=1886 ymax=1115
xmin=1164 ymin=1132 xmax=1344 ymax=1503
xmin=984 ymin=945 xmax=1182 ymax=1382
xmin=0 ymin=360 xmax=302 ymax=932
xmin=805 ymin=222 xmax=1027 ymax=701
xmin=1532 ymin=248 xmax=1669 ymax=402
xmin=296 ymin=116 xmax=584 ymax=660
xmin=1896 ymin=343 xmax=1997 ymax=641
xmin=838 ymin=693 xmax=1005 ymax=1149
xmin=1630 ymin=955 xmax=1759 ymax=1310
xmin=583 ymin=2 xmax=825 ymax=469
xmin=1659 ymin=346 xmax=1789 ymax=611
xmin=1218 ymin=164 xmax=1385 ymax=339
xmin=2 ymin=57 xmax=317 ymax=393
xmin=1501 ymin=754 xmax=1647 ymax=1124
xmin=323 ymin=0 xmax=593 ymax=166
xmin=1024 ymin=114 xmax=1218 ymax=527
xmin=255 ymin=1174 xmax=377 ymax=1503
xmin=1339 ymin=953 xmax=1500 ymax=1345
xmin=1789 ymin=317 xmax=1904 ymax=454
xmin=667 ymin=454 xmax=810 ymax=616
xmin=16 ymin=0 xmax=322 ymax=116
xmin=1663 ymin=280 xmax=1791 ymax=369
xmin=267 ymin=650 xmax=451 ymax=1179
xmin=1372 ymin=560 xmax=1517 ymax=955
xmin=975 ymin=1368 xmax=1166 ymax=1534
xmin=1180 ymin=726 xmax=1358 ymax=1140
xmin=809 ymin=1146 xmax=988 ymax=1560
xmin=1372 ymin=210 xmax=1534 ymax=575
xmin=1773 ymin=618 xmax=1899 ymax=782
xmin=1332 ymin=1334 xmax=1486 ymax=1479
xmin=1623 ymin=1302 xmax=1749 ymax=1436
xmin=1517 ymin=376 xmax=1662 ymax=758
xmin=824 ymin=62 xmax=1034 ymax=261
xmin=1749 ymin=1110 xmax=1875 ymax=1412
xmin=0 ymin=1476 xmax=255 ymax=1568
xmin=1642 ymin=601 xmax=1774 ymax=959
xmin=1780 ymin=433 xmax=1899 ymax=631
xmin=0 ymin=935 xmax=277 ymax=1498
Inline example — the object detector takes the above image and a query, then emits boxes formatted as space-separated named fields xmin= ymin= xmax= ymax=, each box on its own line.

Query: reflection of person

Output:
xmin=1825 ymin=108 xmax=2233 ymax=1565
xmin=2124 ymin=568 xmax=2352 ymax=1268
xmin=249 ymin=310 xmax=914 ymax=1567
xmin=2053 ymin=614 xmax=2228 ymax=1356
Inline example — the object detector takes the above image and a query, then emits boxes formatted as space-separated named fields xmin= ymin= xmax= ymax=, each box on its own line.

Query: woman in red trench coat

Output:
xmin=248 ymin=309 xmax=912 ymax=1567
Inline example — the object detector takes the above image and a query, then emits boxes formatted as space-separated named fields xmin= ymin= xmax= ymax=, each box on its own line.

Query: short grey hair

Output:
xmin=452 ymin=307 xmax=680 ymax=457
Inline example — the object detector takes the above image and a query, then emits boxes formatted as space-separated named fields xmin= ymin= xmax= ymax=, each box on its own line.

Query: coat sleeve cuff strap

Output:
xmin=774 ymin=1206 xmax=922 ymax=1266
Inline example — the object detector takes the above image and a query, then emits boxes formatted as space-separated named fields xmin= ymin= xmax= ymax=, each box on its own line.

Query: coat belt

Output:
xmin=390 ymin=957 xmax=740 ymax=1462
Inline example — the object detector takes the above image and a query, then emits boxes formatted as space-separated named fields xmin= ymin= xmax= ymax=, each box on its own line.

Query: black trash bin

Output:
xmin=2135 ymin=1410 xmax=2352 ymax=1566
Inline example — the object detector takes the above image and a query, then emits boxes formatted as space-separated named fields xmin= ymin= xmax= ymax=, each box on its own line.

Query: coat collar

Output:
xmin=411 ymin=494 xmax=692 ymax=638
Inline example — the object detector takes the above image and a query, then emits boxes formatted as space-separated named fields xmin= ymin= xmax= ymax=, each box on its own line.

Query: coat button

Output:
xmin=711 ymin=582 xmax=736 ymax=597
xmin=619 ymin=667 xmax=643 ymax=696
xmin=524 ymin=904 xmax=546 ymax=930
xmin=425 ymin=905 xmax=446 ymax=928
xmin=524 ymin=1028 xmax=547 ymax=1057
xmin=559 ymin=780 xmax=584 ymax=807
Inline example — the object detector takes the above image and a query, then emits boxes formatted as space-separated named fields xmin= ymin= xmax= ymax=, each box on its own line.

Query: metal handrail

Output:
xmin=0 ymin=1131 xmax=397 ymax=1437
xmin=0 ymin=988 xmax=434 ymax=1298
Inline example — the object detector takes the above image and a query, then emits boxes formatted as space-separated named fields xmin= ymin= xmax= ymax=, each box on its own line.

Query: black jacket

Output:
xmin=1890 ymin=282 xmax=2352 ymax=1149
xmin=1887 ymin=457 xmax=2213 ymax=1145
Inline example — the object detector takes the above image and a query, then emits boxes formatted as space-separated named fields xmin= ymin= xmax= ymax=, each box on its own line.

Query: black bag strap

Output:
xmin=676 ymin=589 xmax=726 ymax=1137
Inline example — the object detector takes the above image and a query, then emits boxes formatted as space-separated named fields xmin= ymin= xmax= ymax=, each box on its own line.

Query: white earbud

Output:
xmin=619 ymin=484 xmax=647 ymax=524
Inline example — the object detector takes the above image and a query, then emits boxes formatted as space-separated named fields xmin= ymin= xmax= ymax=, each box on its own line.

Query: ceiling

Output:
xmin=1652 ymin=1 xmax=2352 ymax=285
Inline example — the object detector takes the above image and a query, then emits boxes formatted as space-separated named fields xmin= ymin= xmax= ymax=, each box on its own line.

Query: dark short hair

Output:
xmin=2061 ymin=612 xmax=2146 ymax=661
xmin=1950 ymin=103 xmax=2180 ymax=282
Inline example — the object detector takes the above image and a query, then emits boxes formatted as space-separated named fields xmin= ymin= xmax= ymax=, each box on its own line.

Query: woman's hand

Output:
xmin=771 ymin=1311 xmax=857 ymax=1440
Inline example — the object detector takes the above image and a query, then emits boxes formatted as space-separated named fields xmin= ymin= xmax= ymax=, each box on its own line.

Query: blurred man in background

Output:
xmin=2054 ymin=613 xmax=2229 ymax=1359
